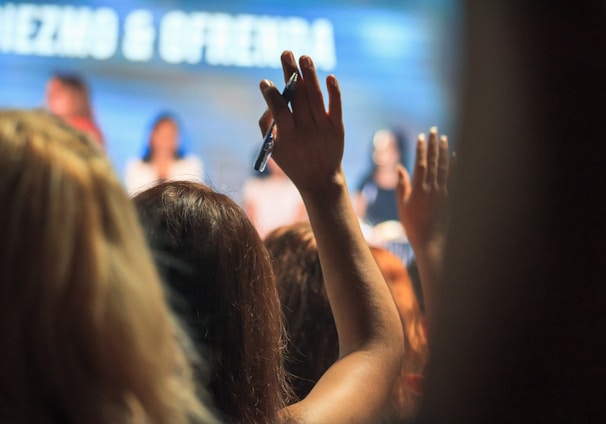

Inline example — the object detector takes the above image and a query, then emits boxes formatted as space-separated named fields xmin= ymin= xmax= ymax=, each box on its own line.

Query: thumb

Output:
xmin=396 ymin=164 xmax=412 ymax=202
xmin=258 ymin=108 xmax=274 ymax=136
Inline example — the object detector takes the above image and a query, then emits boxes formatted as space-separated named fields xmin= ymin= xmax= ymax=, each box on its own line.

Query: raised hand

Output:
xmin=258 ymin=51 xmax=345 ymax=195
xmin=396 ymin=126 xmax=453 ymax=334
xmin=259 ymin=52 xmax=404 ymax=423
xmin=396 ymin=126 xmax=451 ymax=252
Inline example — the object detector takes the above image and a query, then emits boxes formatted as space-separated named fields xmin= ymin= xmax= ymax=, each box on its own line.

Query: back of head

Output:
xmin=47 ymin=73 xmax=93 ymax=118
xmin=0 ymin=110 xmax=213 ymax=423
xmin=264 ymin=223 xmax=339 ymax=400
xmin=133 ymin=180 xmax=289 ymax=423
xmin=370 ymin=246 xmax=427 ymax=374
xmin=370 ymin=246 xmax=426 ymax=423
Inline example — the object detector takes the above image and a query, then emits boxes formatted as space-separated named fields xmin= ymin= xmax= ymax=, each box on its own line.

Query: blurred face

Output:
xmin=45 ymin=78 xmax=76 ymax=117
xmin=151 ymin=119 xmax=179 ymax=157
xmin=372 ymin=129 xmax=400 ymax=167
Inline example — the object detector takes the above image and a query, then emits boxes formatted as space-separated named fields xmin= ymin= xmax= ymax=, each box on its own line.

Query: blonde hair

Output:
xmin=0 ymin=110 xmax=218 ymax=424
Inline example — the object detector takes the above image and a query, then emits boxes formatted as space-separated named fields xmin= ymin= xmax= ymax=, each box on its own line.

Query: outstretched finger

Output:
xmin=326 ymin=75 xmax=342 ymax=130
xmin=413 ymin=133 xmax=427 ymax=192
xmin=437 ymin=134 xmax=449 ymax=188
xmin=280 ymin=50 xmax=300 ymax=86
xmin=426 ymin=126 xmax=439 ymax=187
xmin=396 ymin=164 xmax=412 ymax=203
xmin=281 ymin=51 xmax=309 ymax=122
xmin=299 ymin=55 xmax=327 ymax=124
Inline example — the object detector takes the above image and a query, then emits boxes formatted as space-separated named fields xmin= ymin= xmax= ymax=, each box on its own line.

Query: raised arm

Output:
xmin=259 ymin=51 xmax=403 ymax=423
xmin=396 ymin=127 xmax=452 ymax=335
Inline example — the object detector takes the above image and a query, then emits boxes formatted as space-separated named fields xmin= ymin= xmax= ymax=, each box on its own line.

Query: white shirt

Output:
xmin=242 ymin=176 xmax=307 ymax=239
xmin=124 ymin=155 xmax=204 ymax=196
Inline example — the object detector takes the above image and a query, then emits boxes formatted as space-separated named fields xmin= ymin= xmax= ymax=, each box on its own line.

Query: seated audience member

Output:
xmin=45 ymin=72 xmax=105 ymax=147
xmin=265 ymin=228 xmax=428 ymax=422
xmin=133 ymin=51 xmax=404 ymax=424
xmin=0 ymin=110 xmax=219 ymax=423
xmin=125 ymin=112 xmax=203 ymax=195
xmin=134 ymin=180 xmax=290 ymax=424
xmin=264 ymin=223 xmax=338 ymax=401
xmin=369 ymin=245 xmax=428 ymax=422
xmin=242 ymin=157 xmax=307 ymax=239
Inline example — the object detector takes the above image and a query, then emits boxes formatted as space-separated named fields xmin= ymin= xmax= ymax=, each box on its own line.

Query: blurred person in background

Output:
xmin=242 ymin=157 xmax=307 ymax=239
xmin=125 ymin=112 xmax=203 ymax=195
xmin=354 ymin=128 xmax=415 ymax=266
xmin=353 ymin=127 xmax=411 ymax=227
xmin=45 ymin=72 xmax=105 ymax=147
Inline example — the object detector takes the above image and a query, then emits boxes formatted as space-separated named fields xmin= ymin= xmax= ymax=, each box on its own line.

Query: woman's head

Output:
xmin=142 ymin=113 xmax=184 ymax=161
xmin=370 ymin=128 xmax=410 ymax=171
xmin=0 ymin=109 xmax=215 ymax=423
xmin=44 ymin=73 xmax=105 ymax=146
xmin=264 ymin=223 xmax=339 ymax=400
xmin=133 ymin=180 xmax=290 ymax=423
xmin=45 ymin=73 xmax=93 ymax=119
xmin=370 ymin=246 xmax=427 ymax=374
xmin=370 ymin=246 xmax=427 ymax=422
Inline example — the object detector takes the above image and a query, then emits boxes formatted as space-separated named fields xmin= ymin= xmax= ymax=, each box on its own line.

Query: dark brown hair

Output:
xmin=264 ymin=223 xmax=339 ymax=401
xmin=133 ymin=181 xmax=291 ymax=423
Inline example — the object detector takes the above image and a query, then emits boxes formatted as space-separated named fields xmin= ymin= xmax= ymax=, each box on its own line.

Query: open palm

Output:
xmin=396 ymin=127 xmax=451 ymax=252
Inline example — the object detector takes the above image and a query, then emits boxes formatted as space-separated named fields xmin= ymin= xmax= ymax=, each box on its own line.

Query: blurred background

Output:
xmin=0 ymin=0 xmax=462 ymax=203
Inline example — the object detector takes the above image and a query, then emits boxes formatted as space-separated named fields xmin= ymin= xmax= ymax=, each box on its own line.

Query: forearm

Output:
xmin=270 ymin=51 xmax=404 ymax=423
xmin=299 ymin=171 xmax=403 ymax=357
xmin=410 ymin=239 xmax=444 ymax=338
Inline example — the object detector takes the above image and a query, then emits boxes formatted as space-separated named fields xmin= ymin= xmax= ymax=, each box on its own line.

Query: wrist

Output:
xmin=411 ymin=237 xmax=445 ymax=266
xmin=298 ymin=168 xmax=348 ymax=202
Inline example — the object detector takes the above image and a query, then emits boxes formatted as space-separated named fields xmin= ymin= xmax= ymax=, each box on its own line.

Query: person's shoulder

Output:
xmin=179 ymin=154 xmax=203 ymax=170
xmin=181 ymin=154 xmax=202 ymax=163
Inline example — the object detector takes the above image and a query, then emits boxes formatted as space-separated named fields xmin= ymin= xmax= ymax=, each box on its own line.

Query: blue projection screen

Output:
xmin=0 ymin=0 xmax=461 ymax=203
